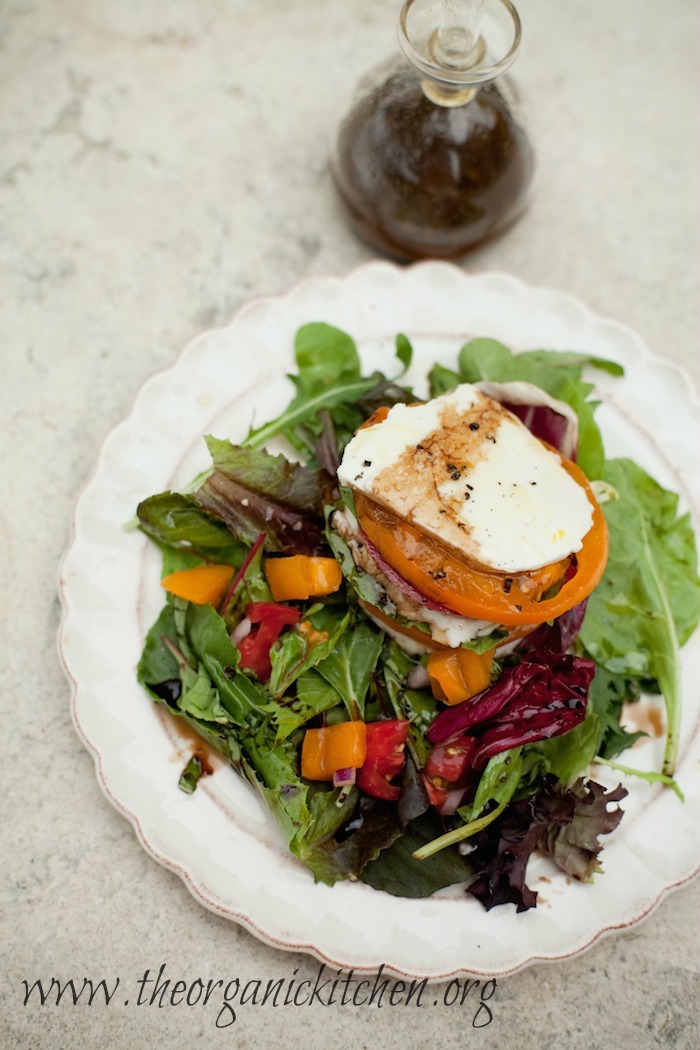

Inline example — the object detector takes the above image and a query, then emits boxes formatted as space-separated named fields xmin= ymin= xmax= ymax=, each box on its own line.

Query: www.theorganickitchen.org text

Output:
xmin=22 ymin=963 xmax=497 ymax=1028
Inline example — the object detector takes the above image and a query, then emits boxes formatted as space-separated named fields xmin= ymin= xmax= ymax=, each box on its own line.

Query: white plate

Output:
xmin=59 ymin=261 xmax=700 ymax=979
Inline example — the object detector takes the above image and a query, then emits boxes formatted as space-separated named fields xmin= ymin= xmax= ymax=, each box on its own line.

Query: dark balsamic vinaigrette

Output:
xmin=332 ymin=68 xmax=534 ymax=261
xmin=155 ymin=703 xmax=223 ymax=777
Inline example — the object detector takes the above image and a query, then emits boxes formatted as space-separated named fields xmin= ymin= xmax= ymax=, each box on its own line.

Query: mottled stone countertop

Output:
xmin=2 ymin=1 xmax=699 ymax=1047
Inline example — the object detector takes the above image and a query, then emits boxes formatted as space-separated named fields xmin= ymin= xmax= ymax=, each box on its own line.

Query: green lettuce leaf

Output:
xmin=361 ymin=812 xmax=474 ymax=898
xmin=580 ymin=458 xmax=700 ymax=774
xmin=265 ymin=669 xmax=342 ymax=743
xmin=136 ymin=491 xmax=246 ymax=565
xmin=186 ymin=602 xmax=268 ymax=727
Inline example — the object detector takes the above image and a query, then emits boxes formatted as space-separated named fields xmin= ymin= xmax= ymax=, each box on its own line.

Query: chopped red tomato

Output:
xmin=424 ymin=735 xmax=476 ymax=783
xmin=236 ymin=601 xmax=301 ymax=682
xmin=357 ymin=719 xmax=410 ymax=801
xmin=422 ymin=735 xmax=476 ymax=813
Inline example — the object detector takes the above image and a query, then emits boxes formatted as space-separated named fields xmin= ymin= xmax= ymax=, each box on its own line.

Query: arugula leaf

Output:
xmin=354 ymin=375 xmax=415 ymax=418
xmin=379 ymin=641 xmax=438 ymax=769
xmin=268 ymin=605 xmax=351 ymax=698
xmin=139 ymin=600 xmax=262 ymax=727
xmin=428 ymin=362 xmax=461 ymax=397
xmin=462 ymin=748 xmax=524 ymax=823
xmin=458 ymin=339 xmax=623 ymax=387
xmin=555 ymin=378 xmax=605 ymax=479
xmin=137 ymin=603 xmax=182 ymax=692
xmin=294 ymin=323 xmax=361 ymax=395
xmin=580 ymin=458 xmax=700 ymax=774
xmin=313 ymin=621 xmax=383 ymax=720
xmin=458 ymin=338 xmax=513 ymax=381
xmin=414 ymin=751 xmax=524 ymax=861
xmin=143 ymin=609 xmax=230 ymax=725
xmin=186 ymin=602 xmax=268 ymax=727
xmin=241 ymin=722 xmax=363 ymax=864
xmin=586 ymin=666 xmax=645 ymax=759
xmin=178 ymin=754 xmax=206 ymax=794
xmin=593 ymin=756 xmax=683 ymax=800
xmin=394 ymin=332 xmax=413 ymax=371
xmin=138 ymin=604 xmax=245 ymax=764
xmin=300 ymin=784 xmax=361 ymax=854
xmin=176 ymin=660 xmax=231 ymax=724
xmin=240 ymin=729 xmax=314 ymax=846
xmin=242 ymin=323 xmax=412 ymax=452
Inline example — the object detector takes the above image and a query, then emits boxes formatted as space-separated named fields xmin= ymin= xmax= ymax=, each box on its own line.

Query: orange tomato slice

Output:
xmin=354 ymin=454 xmax=608 ymax=627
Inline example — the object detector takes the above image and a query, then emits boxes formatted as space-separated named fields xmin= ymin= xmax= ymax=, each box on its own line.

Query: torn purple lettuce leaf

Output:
xmin=194 ymin=438 xmax=331 ymax=555
xmin=466 ymin=775 xmax=627 ymax=911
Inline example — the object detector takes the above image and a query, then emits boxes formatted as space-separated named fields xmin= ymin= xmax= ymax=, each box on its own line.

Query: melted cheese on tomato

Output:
xmin=338 ymin=384 xmax=593 ymax=574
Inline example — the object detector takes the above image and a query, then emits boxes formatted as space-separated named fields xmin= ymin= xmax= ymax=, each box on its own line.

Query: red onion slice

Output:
xmin=333 ymin=766 xmax=357 ymax=789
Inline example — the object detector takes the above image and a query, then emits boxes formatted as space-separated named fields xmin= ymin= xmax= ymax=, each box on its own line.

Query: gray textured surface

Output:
xmin=2 ymin=1 xmax=699 ymax=1047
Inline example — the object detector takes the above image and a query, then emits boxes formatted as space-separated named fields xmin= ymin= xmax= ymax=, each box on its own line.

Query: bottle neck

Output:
xmin=420 ymin=79 xmax=479 ymax=107
xmin=399 ymin=0 xmax=521 ymax=109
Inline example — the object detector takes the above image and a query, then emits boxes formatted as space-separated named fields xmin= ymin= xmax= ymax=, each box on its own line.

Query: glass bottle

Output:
xmin=331 ymin=0 xmax=535 ymax=261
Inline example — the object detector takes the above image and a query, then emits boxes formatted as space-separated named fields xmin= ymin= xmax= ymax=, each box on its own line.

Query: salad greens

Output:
xmin=579 ymin=458 xmax=700 ymax=775
xmin=135 ymin=322 xmax=700 ymax=911
xmin=243 ymin=322 xmax=414 ymax=458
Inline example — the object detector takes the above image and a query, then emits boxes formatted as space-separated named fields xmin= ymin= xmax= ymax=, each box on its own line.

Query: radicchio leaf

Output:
xmin=477 ymin=380 xmax=579 ymax=460
xmin=428 ymin=652 xmax=595 ymax=746
xmin=520 ymin=598 xmax=589 ymax=654
xmin=471 ymin=706 xmax=586 ymax=769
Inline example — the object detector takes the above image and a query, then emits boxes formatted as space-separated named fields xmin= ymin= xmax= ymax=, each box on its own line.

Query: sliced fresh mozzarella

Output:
xmin=338 ymin=384 xmax=593 ymax=574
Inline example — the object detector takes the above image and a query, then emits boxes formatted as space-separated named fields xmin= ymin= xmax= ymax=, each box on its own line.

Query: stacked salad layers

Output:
xmin=136 ymin=324 xmax=700 ymax=910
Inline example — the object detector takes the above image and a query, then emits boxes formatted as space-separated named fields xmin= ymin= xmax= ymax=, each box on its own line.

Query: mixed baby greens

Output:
xmin=136 ymin=323 xmax=700 ymax=911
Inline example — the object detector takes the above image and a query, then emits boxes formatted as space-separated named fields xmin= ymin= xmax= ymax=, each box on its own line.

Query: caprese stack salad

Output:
xmin=136 ymin=324 xmax=699 ymax=909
